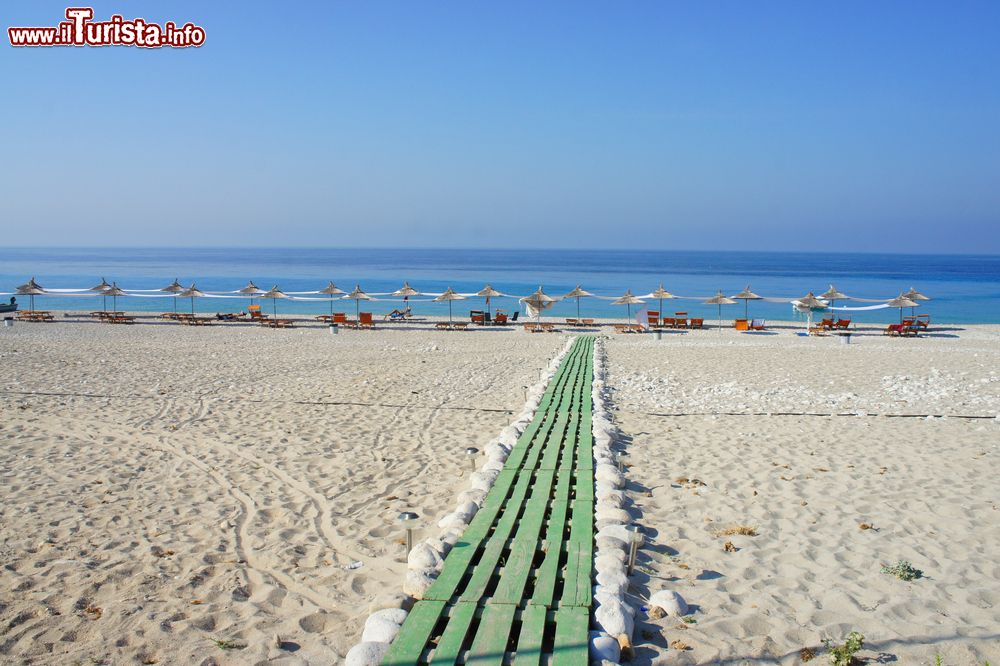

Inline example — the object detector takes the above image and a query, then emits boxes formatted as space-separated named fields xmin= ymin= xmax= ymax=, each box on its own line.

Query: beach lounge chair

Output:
xmin=384 ymin=309 xmax=408 ymax=321
xmin=819 ymin=318 xmax=835 ymax=330
xmin=750 ymin=319 xmax=766 ymax=331
xmin=688 ymin=318 xmax=704 ymax=329
xmin=435 ymin=322 xmax=452 ymax=330
xmin=915 ymin=314 xmax=930 ymax=329
xmin=248 ymin=305 xmax=267 ymax=321
xmin=358 ymin=312 xmax=375 ymax=329
xmin=613 ymin=323 xmax=629 ymax=334
xmin=493 ymin=313 xmax=508 ymax=325
xmin=565 ymin=318 xmax=578 ymax=326
xmin=581 ymin=318 xmax=595 ymax=326
xmin=647 ymin=311 xmax=660 ymax=328
xmin=834 ymin=318 xmax=851 ymax=330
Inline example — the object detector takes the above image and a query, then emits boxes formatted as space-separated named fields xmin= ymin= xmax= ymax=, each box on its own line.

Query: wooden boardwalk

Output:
xmin=384 ymin=336 xmax=595 ymax=665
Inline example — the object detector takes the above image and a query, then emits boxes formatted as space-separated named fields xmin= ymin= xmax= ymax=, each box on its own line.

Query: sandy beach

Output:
xmin=605 ymin=323 xmax=1000 ymax=665
xmin=2 ymin=316 xmax=999 ymax=664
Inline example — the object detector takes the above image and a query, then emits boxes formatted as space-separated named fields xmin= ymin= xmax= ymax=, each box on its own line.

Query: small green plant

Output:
xmin=881 ymin=560 xmax=923 ymax=581
xmin=212 ymin=638 xmax=245 ymax=651
xmin=823 ymin=631 xmax=864 ymax=666
xmin=681 ymin=615 xmax=697 ymax=624
xmin=935 ymin=655 xmax=942 ymax=666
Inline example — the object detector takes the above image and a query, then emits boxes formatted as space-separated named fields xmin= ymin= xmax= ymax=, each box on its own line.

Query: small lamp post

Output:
xmin=465 ymin=447 xmax=479 ymax=472
xmin=615 ymin=450 xmax=629 ymax=472
xmin=398 ymin=511 xmax=418 ymax=556
xmin=627 ymin=524 xmax=643 ymax=575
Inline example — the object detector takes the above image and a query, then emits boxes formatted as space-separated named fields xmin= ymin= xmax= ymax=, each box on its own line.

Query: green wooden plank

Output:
xmin=465 ymin=603 xmax=517 ymax=665
xmin=490 ymin=539 xmax=536 ymax=605
xmin=428 ymin=601 xmax=477 ymax=664
xmin=530 ymin=500 xmax=569 ymax=607
xmin=551 ymin=607 xmax=590 ymax=666
xmin=558 ymin=541 xmax=593 ymax=607
xmin=382 ymin=600 xmax=446 ymax=666
xmin=574 ymin=469 xmax=594 ymax=502
xmin=513 ymin=604 xmax=548 ymax=666
xmin=569 ymin=499 xmax=594 ymax=545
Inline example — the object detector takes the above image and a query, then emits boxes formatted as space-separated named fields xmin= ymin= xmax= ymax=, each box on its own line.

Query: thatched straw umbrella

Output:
xmin=611 ymin=289 xmax=645 ymax=324
xmin=433 ymin=287 xmax=467 ymax=323
xmin=160 ymin=278 xmax=184 ymax=313
xmin=177 ymin=284 xmax=205 ymax=315
xmin=318 ymin=281 xmax=345 ymax=315
xmin=476 ymin=284 xmax=503 ymax=323
xmin=392 ymin=282 xmax=420 ymax=314
xmin=650 ymin=283 xmax=676 ymax=320
xmin=703 ymin=290 xmax=737 ymax=331
xmin=730 ymin=285 xmax=762 ymax=320
xmin=563 ymin=285 xmax=594 ymax=321
xmin=886 ymin=292 xmax=919 ymax=323
xmin=903 ymin=287 xmax=930 ymax=317
xmin=104 ymin=282 xmax=127 ymax=313
xmin=259 ymin=285 xmax=289 ymax=319
xmin=15 ymin=278 xmax=46 ymax=311
xmin=793 ymin=292 xmax=828 ymax=332
xmin=819 ymin=284 xmax=850 ymax=315
xmin=521 ymin=286 xmax=557 ymax=323
xmin=91 ymin=278 xmax=112 ymax=312
xmin=343 ymin=284 xmax=372 ymax=322
xmin=236 ymin=280 xmax=265 ymax=308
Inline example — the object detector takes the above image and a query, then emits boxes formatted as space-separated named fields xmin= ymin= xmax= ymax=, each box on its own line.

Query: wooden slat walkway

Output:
xmin=384 ymin=336 xmax=595 ymax=665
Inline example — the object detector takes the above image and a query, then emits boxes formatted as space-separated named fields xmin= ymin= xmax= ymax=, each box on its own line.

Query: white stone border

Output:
xmin=345 ymin=337 xmax=576 ymax=666
xmin=588 ymin=337 xmax=633 ymax=664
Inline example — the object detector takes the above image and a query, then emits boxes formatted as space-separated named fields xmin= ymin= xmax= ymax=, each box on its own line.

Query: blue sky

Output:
xmin=2 ymin=1 xmax=998 ymax=252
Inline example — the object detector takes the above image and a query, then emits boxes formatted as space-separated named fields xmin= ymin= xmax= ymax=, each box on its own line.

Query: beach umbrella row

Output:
xmin=433 ymin=287 xmax=466 ymax=323
xmin=704 ymin=291 xmax=738 ymax=331
xmin=730 ymin=285 xmax=762 ymax=320
xmin=611 ymin=289 xmax=645 ymax=324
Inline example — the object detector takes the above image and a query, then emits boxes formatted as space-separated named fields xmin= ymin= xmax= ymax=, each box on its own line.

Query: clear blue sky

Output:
xmin=2 ymin=1 xmax=998 ymax=252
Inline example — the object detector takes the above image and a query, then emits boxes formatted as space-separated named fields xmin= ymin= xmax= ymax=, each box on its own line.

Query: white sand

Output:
xmin=605 ymin=323 xmax=1000 ymax=665
xmin=0 ymin=317 xmax=565 ymax=664
xmin=3 ymin=316 xmax=999 ymax=665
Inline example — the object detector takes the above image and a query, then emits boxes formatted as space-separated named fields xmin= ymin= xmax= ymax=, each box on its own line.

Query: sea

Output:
xmin=2 ymin=248 xmax=999 ymax=324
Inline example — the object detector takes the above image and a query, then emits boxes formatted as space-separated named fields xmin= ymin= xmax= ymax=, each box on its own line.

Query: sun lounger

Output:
xmin=17 ymin=311 xmax=55 ymax=322
xmin=435 ymin=322 xmax=452 ymax=330
xmin=914 ymin=314 xmax=930 ymax=329
xmin=565 ymin=318 xmax=578 ymax=326
xmin=216 ymin=312 xmax=246 ymax=321
xmin=834 ymin=318 xmax=851 ymax=330
xmin=581 ymin=318 xmax=595 ymax=326
xmin=688 ymin=318 xmax=703 ymax=329
xmin=750 ymin=319 xmax=766 ymax=331
xmin=613 ymin=323 xmax=629 ymax=334
xmin=358 ymin=312 xmax=375 ymax=329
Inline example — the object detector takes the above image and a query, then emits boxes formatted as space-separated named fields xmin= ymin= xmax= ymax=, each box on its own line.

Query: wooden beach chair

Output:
xmin=750 ymin=319 xmax=766 ymax=331
xmin=581 ymin=318 xmax=595 ymax=326
xmin=688 ymin=318 xmax=704 ymax=329
xmin=358 ymin=312 xmax=375 ymax=329
xmin=565 ymin=318 xmax=578 ymax=326
xmin=834 ymin=318 xmax=851 ymax=330
xmin=453 ymin=322 xmax=469 ymax=330
xmin=435 ymin=322 xmax=452 ymax=330
xmin=248 ymin=304 xmax=268 ymax=321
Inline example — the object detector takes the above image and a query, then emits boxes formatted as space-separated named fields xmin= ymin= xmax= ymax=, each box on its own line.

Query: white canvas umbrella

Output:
xmin=730 ymin=285 xmax=762 ymax=320
xmin=520 ymin=286 xmax=556 ymax=323
xmin=318 ymin=281 xmax=345 ymax=315
xmin=819 ymin=284 xmax=850 ymax=314
xmin=260 ymin=285 xmax=289 ymax=319
xmin=160 ymin=278 xmax=185 ymax=312
xmin=177 ymin=283 xmax=206 ymax=315
xmin=15 ymin=278 xmax=46 ymax=311
xmin=650 ymin=283 xmax=676 ymax=319
xmin=433 ymin=287 xmax=467 ymax=323
xmin=476 ymin=284 xmax=503 ymax=323
xmin=611 ymin=289 xmax=645 ymax=324
xmin=887 ymin=292 xmax=919 ymax=323
xmin=91 ymin=277 xmax=112 ymax=312
xmin=703 ymin=290 xmax=737 ymax=331
xmin=563 ymin=285 xmax=594 ymax=321
xmin=343 ymin=284 xmax=372 ymax=322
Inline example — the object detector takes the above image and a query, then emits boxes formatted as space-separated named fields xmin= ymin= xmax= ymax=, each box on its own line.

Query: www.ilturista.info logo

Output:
xmin=8 ymin=8 xmax=205 ymax=48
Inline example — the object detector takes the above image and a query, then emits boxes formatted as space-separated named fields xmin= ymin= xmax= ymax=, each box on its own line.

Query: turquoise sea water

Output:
xmin=2 ymin=248 xmax=999 ymax=323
